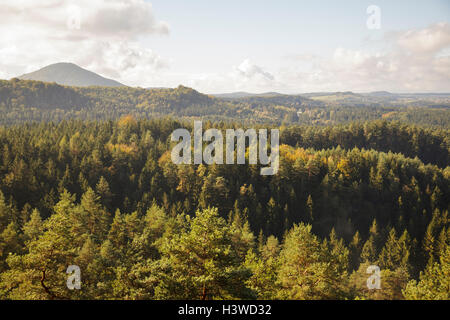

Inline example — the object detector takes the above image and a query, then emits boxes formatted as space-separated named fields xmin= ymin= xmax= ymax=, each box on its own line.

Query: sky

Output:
xmin=0 ymin=0 xmax=449 ymax=93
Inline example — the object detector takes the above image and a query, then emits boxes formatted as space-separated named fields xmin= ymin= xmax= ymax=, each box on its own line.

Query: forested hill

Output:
xmin=0 ymin=79 xmax=213 ymax=111
xmin=1 ymin=79 xmax=449 ymax=127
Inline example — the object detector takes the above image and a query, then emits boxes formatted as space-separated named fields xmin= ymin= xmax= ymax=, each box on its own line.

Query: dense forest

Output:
xmin=0 ymin=116 xmax=448 ymax=300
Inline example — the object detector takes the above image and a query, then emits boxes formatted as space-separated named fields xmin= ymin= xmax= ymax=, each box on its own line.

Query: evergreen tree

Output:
xmin=403 ymin=247 xmax=450 ymax=300
xmin=277 ymin=223 xmax=349 ymax=299
xmin=157 ymin=208 xmax=255 ymax=300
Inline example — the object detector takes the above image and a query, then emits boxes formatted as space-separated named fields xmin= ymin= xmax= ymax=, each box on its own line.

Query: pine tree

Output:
xmin=349 ymin=231 xmax=362 ymax=271
xmin=108 ymin=210 xmax=127 ymax=250
xmin=277 ymin=223 xmax=349 ymax=299
xmin=0 ymin=194 xmax=79 ymax=299
xmin=95 ymin=176 xmax=113 ymax=209
xmin=361 ymin=219 xmax=380 ymax=264
xmin=361 ymin=235 xmax=377 ymax=264
xmin=22 ymin=209 xmax=43 ymax=242
xmin=0 ymin=191 xmax=11 ymax=233
xmin=79 ymin=188 xmax=110 ymax=241
xmin=157 ymin=208 xmax=255 ymax=300
xmin=403 ymin=246 xmax=450 ymax=300
xmin=0 ymin=222 xmax=21 ymax=260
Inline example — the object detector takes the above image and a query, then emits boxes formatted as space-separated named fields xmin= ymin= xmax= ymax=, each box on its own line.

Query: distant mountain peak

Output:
xmin=368 ymin=91 xmax=394 ymax=96
xmin=17 ymin=62 xmax=125 ymax=87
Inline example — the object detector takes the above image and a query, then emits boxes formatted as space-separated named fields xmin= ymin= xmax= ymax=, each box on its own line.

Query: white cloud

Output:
xmin=172 ymin=23 xmax=450 ymax=94
xmin=394 ymin=22 xmax=450 ymax=54
xmin=0 ymin=3 xmax=448 ymax=93
xmin=77 ymin=41 xmax=168 ymax=85
xmin=176 ymin=59 xmax=279 ymax=93
xmin=1 ymin=0 xmax=169 ymax=38
xmin=278 ymin=22 xmax=450 ymax=93
xmin=234 ymin=59 xmax=275 ymax=81
xmin=0 ymin=0 xmax=169 ymax=86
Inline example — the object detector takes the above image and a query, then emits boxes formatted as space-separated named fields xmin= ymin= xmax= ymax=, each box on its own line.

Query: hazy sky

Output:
xmin=0 ymin=0 xmax=449 ymax=93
